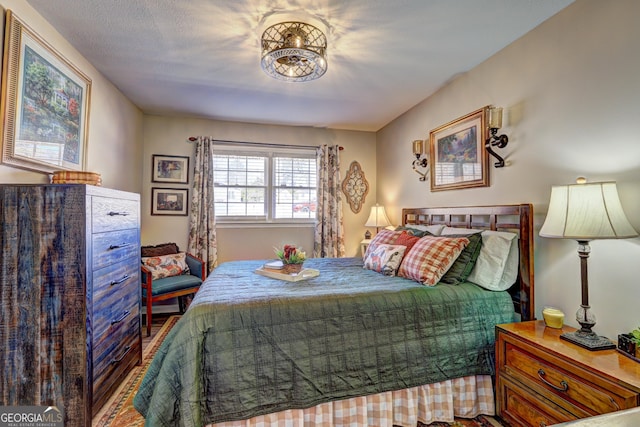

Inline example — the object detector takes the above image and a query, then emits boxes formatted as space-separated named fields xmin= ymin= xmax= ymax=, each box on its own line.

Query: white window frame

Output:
xmin=212 ymin=144 xmax=317 ymax=226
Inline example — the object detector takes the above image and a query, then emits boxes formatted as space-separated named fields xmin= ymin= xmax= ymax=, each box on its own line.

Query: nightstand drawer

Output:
xmin=500 ymin=375 xmax=574 ymax=427
xmin=496 ymin=322 xmax=640 ymax=427
xmin=504 ymin=340 xmax=631 ymax=415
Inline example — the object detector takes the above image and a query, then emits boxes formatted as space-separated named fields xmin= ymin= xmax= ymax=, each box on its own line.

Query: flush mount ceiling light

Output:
xmin=261 ymin=21 xmax=327 ymax=82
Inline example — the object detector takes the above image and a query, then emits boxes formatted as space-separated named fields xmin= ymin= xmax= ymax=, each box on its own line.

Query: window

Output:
xmin=213 ymin=145 xmax=317 ymax=223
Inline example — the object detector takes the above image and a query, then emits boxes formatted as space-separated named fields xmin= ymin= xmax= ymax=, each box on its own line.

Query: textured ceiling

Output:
xmin=26 ymin=0 xmax=573 ymax=131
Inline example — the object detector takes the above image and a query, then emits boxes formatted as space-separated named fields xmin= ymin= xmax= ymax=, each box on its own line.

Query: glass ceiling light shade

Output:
xmin=261 ymin=21 xmax=327 ymax=82
xmin=539 ymin=179 xmax=638 ymax=351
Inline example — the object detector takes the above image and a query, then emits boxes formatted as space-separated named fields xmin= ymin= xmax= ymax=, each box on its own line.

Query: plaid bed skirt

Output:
xmin=210 ymin=375 xmax=494 ymax=427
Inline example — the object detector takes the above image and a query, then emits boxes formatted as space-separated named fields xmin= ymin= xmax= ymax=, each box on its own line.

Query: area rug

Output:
xmin=93 ymin=315 xmax=504 ymax=427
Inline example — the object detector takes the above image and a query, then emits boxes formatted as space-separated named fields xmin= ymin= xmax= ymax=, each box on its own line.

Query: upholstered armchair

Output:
xmin=140 ymin=244 xmax=206 ymax=336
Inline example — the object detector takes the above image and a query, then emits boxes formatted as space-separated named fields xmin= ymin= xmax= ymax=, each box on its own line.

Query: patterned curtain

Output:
xmin=187 ymin=136 xmax=217 ymax=273
xmin=314 ymin=145 xmax=345 ymax=258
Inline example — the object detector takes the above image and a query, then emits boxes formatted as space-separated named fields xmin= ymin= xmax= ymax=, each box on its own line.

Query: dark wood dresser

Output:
xmin=0 ymin=184 xmax=141 ymax=427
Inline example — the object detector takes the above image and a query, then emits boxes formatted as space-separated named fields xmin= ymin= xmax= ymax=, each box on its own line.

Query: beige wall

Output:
xmin=142 ymin=115 xmax=376 ymax=261
xmin=7 ymin=0 xmax=638 ymax=341
xmin=377 ymin=0 xmax=640 ymax=340
xmin=0 ymin=1 xmax=143 ymax=192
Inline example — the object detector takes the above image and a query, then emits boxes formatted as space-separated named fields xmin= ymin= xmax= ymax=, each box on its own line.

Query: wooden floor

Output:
xmin=142 ymin=312 xmax=176 ymax=350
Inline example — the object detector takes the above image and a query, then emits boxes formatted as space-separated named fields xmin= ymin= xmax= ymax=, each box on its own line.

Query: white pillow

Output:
xmin=440 ymin=226 xmax=481 ymax=236
xmin=425 ymin=226 xmax=519 ymax=290
xmin=466 ymin=230 xmax=519 ymax=291
xmin=363 ymin=244 xmax=406 ymax=276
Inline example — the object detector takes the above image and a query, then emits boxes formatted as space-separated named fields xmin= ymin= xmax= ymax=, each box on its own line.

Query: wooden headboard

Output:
xmin=401 ymin=204 xmax=534 ymax=321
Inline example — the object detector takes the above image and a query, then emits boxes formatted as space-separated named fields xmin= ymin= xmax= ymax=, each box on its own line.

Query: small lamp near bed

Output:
xmin=540 ymin=178 xmax=638 ymax=350
xmin=365 ymin=204 xmax=392 ymax=238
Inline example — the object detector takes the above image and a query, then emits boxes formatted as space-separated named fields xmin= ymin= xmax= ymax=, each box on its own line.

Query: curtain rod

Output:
xmin=187 ymin=137 xmax=343 ymax=151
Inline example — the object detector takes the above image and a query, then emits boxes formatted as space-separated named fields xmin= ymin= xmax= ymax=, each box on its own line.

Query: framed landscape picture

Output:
xmin=151 ymin=187 xmax=189 ymax=216
xmin=0 ymin=10 xmax=91 ymax=173
xmin=152 ymin=154 xmax=190 ymax=184
xmin=429 ymin=107 xmax=489 ymax=192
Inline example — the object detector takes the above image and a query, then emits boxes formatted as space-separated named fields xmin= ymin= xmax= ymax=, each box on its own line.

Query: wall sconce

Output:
xmin=411 ymin=139 xmax=429 ymax=181
xmin=485 ymin=106 xmax=509 ymax=168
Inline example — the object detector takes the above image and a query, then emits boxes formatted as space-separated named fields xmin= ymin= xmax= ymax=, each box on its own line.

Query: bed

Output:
xmin=134 ymin=204 xmax=534 ymax=427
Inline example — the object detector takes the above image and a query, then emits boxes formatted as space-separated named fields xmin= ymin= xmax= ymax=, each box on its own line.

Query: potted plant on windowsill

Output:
xmin=274 ymin=245 xmax=307 ymax=274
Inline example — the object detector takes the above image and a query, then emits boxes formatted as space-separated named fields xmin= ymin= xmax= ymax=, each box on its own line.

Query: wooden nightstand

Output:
xmin=496 ymin=321 xmax=640 ymax=427
xmin=360 ymin=239 xmax=372 ymax=259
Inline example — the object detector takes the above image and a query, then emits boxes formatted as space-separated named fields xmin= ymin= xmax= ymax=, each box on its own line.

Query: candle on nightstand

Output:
xmin=542 ymin=307 xmax=565 ymax=329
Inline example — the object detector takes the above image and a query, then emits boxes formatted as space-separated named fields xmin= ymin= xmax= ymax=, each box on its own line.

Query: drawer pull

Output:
xmin=110 ymin=274 xmax=130 ymax=286
xmin=538 ymin=369 xmax=568 ymax=392
xmin=107 ymin=211 xmax=130 ymax=216
xmin=609 ymin=396 xmax=620 ymax=411
xmin=110 ymin=345 xmax=132 ymax=365
xmin=111 ymin=310 xmax=131 ymax=325
xmin=109 ymin=242 xmax=132 ymax=250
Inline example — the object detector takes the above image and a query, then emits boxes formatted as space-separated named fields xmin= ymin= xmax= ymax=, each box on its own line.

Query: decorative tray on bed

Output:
xmin=255 ymin=266 xmax=319 ymax=282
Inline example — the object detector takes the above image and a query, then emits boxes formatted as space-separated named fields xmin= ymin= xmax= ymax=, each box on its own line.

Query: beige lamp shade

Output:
xmin=365 ymin=204 xmax=391 ymax=228
xmin=540 ymin=181 xmax=638 ymax=240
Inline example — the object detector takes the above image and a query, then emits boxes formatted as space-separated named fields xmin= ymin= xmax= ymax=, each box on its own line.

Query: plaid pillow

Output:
xmin=398 ymin=236 xmax=469 ymax=286
xmin=364 ymin=229 xmax=402 ymax=259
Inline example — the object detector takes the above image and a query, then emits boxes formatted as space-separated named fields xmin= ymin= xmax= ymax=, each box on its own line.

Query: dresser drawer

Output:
xmin=92 ymin=196 xmax=139 ymax=233
xmin=92 ymin=314 xmax=141 ymax=409
xmin=93 ymin=259 xmax=138 ymax=301
xmin=93 ymin=279 xmax=139 ymax=342
xmin=92 ymin=229 xmax=139 ymax=270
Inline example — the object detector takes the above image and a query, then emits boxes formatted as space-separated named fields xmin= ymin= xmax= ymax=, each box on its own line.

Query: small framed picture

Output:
xmin=151 ymin=187 xmax=189 ymax=216
xmin=152 ymin=154 xmax=189 ymax=184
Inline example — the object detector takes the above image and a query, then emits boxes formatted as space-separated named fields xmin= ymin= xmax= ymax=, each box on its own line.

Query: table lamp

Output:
xmin=539 ymin=179 xmax=638 ymax=350
xmin=365 ymin=204 xmax=391 ymax=238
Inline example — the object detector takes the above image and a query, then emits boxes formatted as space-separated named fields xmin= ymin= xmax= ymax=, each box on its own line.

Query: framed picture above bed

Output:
xmin=429 ymin=107 xmax=489 ymax=192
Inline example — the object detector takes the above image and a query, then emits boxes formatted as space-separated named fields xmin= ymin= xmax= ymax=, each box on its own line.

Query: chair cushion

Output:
xmin=143 ymin=274 xmax=202 ymax=297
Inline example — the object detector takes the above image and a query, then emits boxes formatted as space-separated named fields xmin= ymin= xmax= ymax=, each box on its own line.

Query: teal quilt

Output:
xmin=133 ymin=257 xmax=515 ymax=427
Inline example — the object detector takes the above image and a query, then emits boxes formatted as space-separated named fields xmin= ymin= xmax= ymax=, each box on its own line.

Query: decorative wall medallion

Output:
xmin=341 ymin=161 xmax=369 ymax=213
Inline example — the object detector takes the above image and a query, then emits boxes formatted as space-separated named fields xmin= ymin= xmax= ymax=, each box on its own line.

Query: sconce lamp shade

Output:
xmin=412 ymin=140 xmax=424 ymax=155
xmin=488 ymin=106 xmax=503 ymax=129
xmin=365 ymin=204 xmax=391 ymax=229
xmin=540 ymin=181 xmax=638 ymax=240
